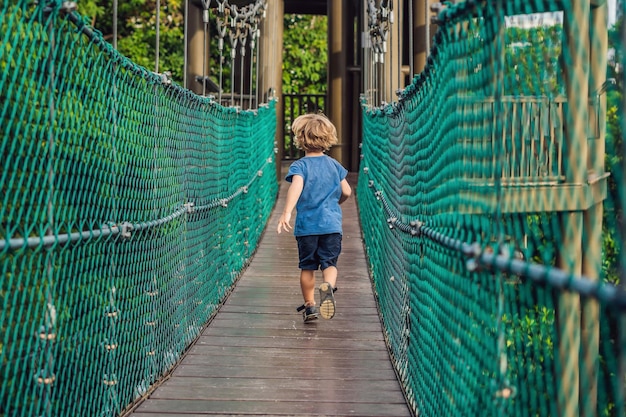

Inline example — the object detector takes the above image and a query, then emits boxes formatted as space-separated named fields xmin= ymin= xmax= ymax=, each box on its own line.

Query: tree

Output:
xmin=77 ymin=0 xmax=185 ymax=83
xmin=282 ymin=14 xmax=327 ymax=95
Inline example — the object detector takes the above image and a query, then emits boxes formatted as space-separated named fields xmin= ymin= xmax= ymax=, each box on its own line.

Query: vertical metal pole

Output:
xmin=155 ymin=0 xmax=160 ymax=73
xmin=231 ymin=50 xmax=236 ymax=106
xmin=184 ymin=0 xmax=188 ymax=88
xmin=408 ymin=0 xmax=413 ymax=78
xmin=113 ymin=0 xmax=118 ymax=49
xmin=202 ymin=3 xmax=210 ymax=96
xmin=217 ymin=11 xmax=225 ymax=103
xmin=255 ymin=27 xmax=260 ymax=108
xmin=249 ymin=28 xmax=254 ymax=109
xmin=240 ymin=33 xmax=245 ymax=108
xmin=426 ymin=0 xmax=431 ymax=54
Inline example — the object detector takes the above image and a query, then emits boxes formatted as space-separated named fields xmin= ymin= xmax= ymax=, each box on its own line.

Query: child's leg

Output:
xmin=319 ymin=267 xmax=337 ymax=319
xmin=300 ymin=269 xmax=316 ymax=306
xmin=321 ymin=266 xmax=337 ymax=289
xmin=318 ymin=233 xmax=341 ymax=289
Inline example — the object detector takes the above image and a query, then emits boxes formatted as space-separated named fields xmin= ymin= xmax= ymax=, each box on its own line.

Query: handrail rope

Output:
xmin=362 ymin=168 xmax=626 ymax=311
xmin=0 ymin=156 xmax=275 ymax=252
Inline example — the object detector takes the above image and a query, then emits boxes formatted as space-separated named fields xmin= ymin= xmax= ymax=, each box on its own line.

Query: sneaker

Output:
xmin=319 ymin=282 xmax=336 ymax=319
xmin=297 ymin=304 xmax=319 ymax=323
xmin=302 ymin=305 xmax=319 ymax=323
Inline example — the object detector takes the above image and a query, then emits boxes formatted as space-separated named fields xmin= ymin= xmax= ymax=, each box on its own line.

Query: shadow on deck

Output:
xmin=125 ymin=171 xmax=413 ymax=417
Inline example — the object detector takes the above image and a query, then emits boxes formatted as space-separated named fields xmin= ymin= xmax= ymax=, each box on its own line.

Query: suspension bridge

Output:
xmin=2 ymin=1 xmax=626 ymax=417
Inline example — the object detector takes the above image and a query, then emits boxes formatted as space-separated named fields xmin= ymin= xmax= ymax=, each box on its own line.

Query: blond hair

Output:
xmin=291 ymin=113 xmax=338 ymax=153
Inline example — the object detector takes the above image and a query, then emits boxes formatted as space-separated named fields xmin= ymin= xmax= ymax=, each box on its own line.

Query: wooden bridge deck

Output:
xmin=126 ymin=171 xmax=412 ymax=417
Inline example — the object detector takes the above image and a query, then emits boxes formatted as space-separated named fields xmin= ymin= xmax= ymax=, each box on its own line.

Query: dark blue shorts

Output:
xmin=296 ymin=233 xmax=342 ymax=270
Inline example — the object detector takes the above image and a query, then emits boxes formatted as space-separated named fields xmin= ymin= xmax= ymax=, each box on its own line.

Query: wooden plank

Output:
xmin=222 ymin=295 xmax=378 ymax=309
xmin=186 ymin=345 xmax=392 ymax=361
xmin=172 ymin=364 xmax=399 ymax=380
xmin=124 ymin=171 xmax=412 ymax=417
xmin=208 ymin=316 xmax=385 ymax=332
xmin=200 ymin=326 xmax=385 ymax=341
xmin=180 ymin=352 xmax=394 ymax=369
xmin=193 ymin=335 xmax=390 ymax=351
xmin=150 ymin=384 xmax=407 ymax=403
xmin=135 ymin=398 xmax=411 ymax=416
xmin=157 ymin=376 xmax=404 ymax=391
xmin=215 ymin=305 xmax=381 ymax=319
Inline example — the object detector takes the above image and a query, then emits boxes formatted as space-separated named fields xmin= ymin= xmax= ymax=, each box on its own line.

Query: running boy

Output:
xmin=277 ymin=113 xmax=352 ymax=323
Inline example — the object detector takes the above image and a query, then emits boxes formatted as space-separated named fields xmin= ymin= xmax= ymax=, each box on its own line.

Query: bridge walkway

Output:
xmin=126 ymin=169 xmax=412 ymax=417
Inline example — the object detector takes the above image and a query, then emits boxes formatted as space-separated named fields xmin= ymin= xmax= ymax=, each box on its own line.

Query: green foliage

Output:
xmin=504 ymin=25 xmax=562 ymax=96
xmin=282 ymin=14 xmax=327 ymax=94
xmin=72 ymin=5 xmax=328 ymax=95
xmin=602 ymin=21 xmax=623 ymax=285
xmin=77 ymin=0 xmax=185 ymax=83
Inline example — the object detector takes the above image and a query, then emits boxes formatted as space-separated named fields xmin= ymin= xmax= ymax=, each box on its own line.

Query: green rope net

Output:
xmin=359 ymin=1 xmax=626 ymax=416
xmin=0 ymin=2 xmax=277 ymax=416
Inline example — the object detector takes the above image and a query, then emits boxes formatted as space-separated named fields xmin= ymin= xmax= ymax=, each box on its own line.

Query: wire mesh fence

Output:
xmin=0 ymin=2 xmax=278 ymax=416
xmin=358 ymin=1 xmax=626 ymax=416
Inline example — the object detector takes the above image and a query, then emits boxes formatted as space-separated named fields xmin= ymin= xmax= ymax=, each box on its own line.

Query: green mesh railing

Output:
xmin=0 ymin=2 xmax=278 ymax=416
xmin=359 ymin=1 xmax=626 ymax=416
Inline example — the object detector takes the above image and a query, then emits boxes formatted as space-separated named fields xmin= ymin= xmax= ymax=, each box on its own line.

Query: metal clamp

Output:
xmin=120 ymin=222 xmax=133 ymax=239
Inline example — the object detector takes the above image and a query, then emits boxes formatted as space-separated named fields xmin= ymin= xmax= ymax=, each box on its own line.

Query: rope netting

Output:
xmin=359 ymin=1 xmax=626 ymax=416
xmin=0 ymin=2 xmax=277 ymax=416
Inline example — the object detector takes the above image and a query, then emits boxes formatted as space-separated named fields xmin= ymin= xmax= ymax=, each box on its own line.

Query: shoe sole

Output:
xmin=319 ymin=282 xmax=336 ymax=319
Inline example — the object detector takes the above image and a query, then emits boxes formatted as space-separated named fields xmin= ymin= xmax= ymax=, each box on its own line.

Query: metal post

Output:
xmin=255 ymin=26 xmax=260 ymax=108
xmin=183 ymin=0 xmax=188 ymax=88
xmin=155 ymin=0 xmax=160 ymax=73
xmin=202 ymin=0 xmax=210 ymax=96
xmin=113 ymin=0 xmax=118 ymax=49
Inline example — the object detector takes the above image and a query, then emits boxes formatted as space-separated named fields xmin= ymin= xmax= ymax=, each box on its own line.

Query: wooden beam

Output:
xmin=457 ymin=177 xmax=608 ymax=214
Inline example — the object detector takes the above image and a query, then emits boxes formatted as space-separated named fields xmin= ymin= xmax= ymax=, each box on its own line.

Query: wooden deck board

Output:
xmin=125 ymin=172 xmax=413 ymax=417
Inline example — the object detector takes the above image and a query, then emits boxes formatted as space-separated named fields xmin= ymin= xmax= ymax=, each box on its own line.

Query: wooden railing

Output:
xmin=460 ymin=96 xmax=566 ymax=185
xmin=282 ymin=93 xmax=326 ymax=160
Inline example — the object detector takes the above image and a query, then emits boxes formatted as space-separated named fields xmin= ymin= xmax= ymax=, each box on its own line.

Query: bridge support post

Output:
xmin=559 ymin=0 xmax=590 ymax=416
xmin=580 ymin=4 xmax=608 ymax=417
xmin=185 ymin=3 xmax=209 ymax=96
xmin=327 ymin=0 xmax=348 ymax=167
xmin=412 ymin=0 xmax=428 ymax=75
xmin=259 ymin=0 xmax=284 ymax=180
xmin=383 ymin=0 xmax=402 ymax=100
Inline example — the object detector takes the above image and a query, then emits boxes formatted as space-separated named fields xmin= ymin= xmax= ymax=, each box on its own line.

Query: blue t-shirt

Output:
xmin=286 ymin=155 xmax=348 ymax=236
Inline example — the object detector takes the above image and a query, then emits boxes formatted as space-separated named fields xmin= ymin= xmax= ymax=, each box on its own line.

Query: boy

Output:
xmin=277 ymin=113 xmax=352 ymax=323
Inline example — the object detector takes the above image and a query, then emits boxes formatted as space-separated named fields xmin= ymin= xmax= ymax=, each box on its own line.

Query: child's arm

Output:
xmin=339 ymin=178 xmax=352 ymax=205
xmin=277 ymin=175 xmax=304 ymax=233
